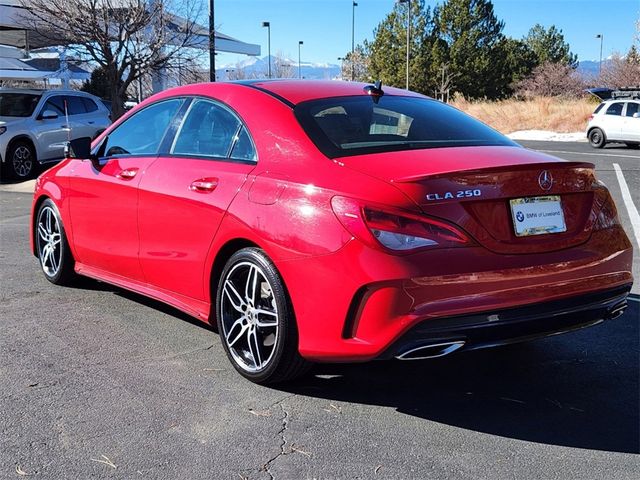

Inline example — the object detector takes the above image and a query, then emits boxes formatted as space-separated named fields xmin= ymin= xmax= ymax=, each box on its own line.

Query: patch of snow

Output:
xmin=507 ymin=130 xmax=587 ymax=142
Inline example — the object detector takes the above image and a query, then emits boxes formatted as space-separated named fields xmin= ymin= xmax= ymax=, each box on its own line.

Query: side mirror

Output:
xmin=633 ymin=112 xmax=640 ymax=118
xmin=40 ymin=110 xmax=59 ymax=120
xmin=64 ymin=137 xmax=94 ymax=159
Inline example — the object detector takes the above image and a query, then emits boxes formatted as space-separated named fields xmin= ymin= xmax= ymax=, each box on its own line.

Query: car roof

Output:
xmin=0 ymin=88 xmax=95 ymax=97
xmin=236 ymin=79 xmax=425 ymax=105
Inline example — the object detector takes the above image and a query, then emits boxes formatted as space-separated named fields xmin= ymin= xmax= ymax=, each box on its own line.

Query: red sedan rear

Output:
xmin=31 ymin=80 xmax=633 ymax=384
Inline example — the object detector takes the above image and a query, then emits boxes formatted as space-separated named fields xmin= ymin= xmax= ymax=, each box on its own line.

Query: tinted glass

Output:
xmin=295 ymin=96 xmax=516 ymax=158
xmin=81 ymin=97 xmax=99 ymax=113
xmin=44 ymin=96 xmax=65 ymax=116
xmin=0 ymin=93 xmax=41 ymax=117
xmin=625 ymin=102 xmax=639 ymax=117
xmin=593 ymin=103 xmax=605 ymax=114
xmin=66 ymin=96 xmax=87 ymax=115
xmin=230 ymin=126 xmax=257 ymax=161
xmin=606 ymin=103 xmax=624 ymax=116
xmin=172 ymin=99 xmax=241 ymax=158
xmin=102 ymin=99 xmax=183 ymax=157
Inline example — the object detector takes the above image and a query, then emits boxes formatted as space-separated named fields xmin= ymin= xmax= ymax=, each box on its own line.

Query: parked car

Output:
xmin=0 ymin=88 xmax=111 ymax=179
xmin=31 ymin=80 xmax=633 ymax=384
xmin=586 ymin=89 xmax=640 ymax=149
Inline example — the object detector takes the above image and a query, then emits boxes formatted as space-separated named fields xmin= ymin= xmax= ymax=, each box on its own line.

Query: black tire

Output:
xmin=624 ymin=142 xmax=640 ymax=149
xmin=6 ymin=140 xmax=37 ymax=179
xmin=216 ymin=247 xmax=310 ymax=384
xmin=35 ymin=199 xmax=77 ymax=285
xmin=588 ymin=128 xmax=606 ymax=149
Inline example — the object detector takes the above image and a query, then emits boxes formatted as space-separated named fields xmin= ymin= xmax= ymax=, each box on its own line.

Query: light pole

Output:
xmin=596 ymin=34 xmax=603 ymax=76
xmin=298 ymin=41 xmax=304 ymax=79
xmin=351 ymin=1 xmax=358 ymax=81
xmin=262 ymin=21 xmax=271 ymax=79
xmin=397 ymin=0 xmax=411 ymax=90
xmin=209 ymin=0 xmax=215 ymax=81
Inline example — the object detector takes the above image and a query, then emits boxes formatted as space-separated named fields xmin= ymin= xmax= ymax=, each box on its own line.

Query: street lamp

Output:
xmin=397 ymin=0 xmax=411 ymax=90
xmin=262 ymin=21 xmax=271 ymax=79
xmin=596 ymin=34 xmax=604 ymax=77
xmin=209 ymin=0 xmax=215 ymax=81
xmin=298 ymin=41 xmax=304 ymax=79
xmin=351 ymin=1 xmax=358 ymax=81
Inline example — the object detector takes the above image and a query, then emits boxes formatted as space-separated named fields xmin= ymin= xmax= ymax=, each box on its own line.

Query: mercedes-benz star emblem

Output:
xmin=538 ymin=170 xmax=553 ymax=191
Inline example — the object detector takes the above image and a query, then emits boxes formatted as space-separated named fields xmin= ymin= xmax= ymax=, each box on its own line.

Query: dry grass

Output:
xmin=451 ymin=96 xmax=598 ymax=134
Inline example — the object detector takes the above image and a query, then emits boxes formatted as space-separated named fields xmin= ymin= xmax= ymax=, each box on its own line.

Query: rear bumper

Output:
xmin=277 ymin=226 xmax=633 ymax=362
xmin=376 ymin=284 xmax=632 ymax=360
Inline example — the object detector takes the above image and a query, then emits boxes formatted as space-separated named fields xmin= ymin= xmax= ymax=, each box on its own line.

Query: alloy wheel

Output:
xmin=220 ymin=261 xmax=280 ymax=373
xmin=13 ymin=145 xmax=33 ymax=178
xmin=37 ymin=205 xmax=62 ymax=277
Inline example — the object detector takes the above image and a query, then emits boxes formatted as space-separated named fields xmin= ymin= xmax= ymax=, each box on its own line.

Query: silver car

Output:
xmin=0 ymin=89 xmax=111 ymax=179
xmin=586 ymin=93 xmax=640 ymax=149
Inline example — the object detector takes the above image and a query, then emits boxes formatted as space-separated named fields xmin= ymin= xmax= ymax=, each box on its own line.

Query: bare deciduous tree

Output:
xmin=19 ymin=0 xmax=204 ymax=118
xmin=515 ymin=61 xmax=586 ymax=99
xmin=598 ymin=53 xmax=640 ymax=89
xmin=272 ymin=51 xmax=294 ymax=79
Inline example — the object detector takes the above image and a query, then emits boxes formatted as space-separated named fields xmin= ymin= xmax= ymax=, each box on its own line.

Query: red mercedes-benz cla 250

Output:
xmin=31 ymin=80 xmax=633 ymax=384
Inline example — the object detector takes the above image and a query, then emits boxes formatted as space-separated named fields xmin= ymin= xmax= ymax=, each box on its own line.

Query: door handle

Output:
xmin=87 ymin=121 xmax=95 ymax=125
xmin=116 ymin=168 xmax=139 ymax=180
xmin=189 ymin=178 xmax=218 ymax=193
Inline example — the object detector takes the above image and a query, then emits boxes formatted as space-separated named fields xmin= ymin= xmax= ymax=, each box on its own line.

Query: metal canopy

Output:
xmin=0 ymin=1 xmax=260 ymax=55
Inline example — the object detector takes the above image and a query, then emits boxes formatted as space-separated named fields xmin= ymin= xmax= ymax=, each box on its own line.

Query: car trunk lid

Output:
xmin=341 ymin=146 xmax=598 ymax=254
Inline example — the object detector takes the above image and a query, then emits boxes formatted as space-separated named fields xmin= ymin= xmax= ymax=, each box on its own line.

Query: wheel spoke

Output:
xmin=245 ymin=265 xmax=258 ymax=305
xmin=49 ymin=245 xmax=59 ymax=272
xmin=226 ymin=316 xmax=249 ymax=348
xmin=223 ymin=280 xmax=246 ymax=312
xmin=248 ymin=328 xmax=263 ymax=368
xmin=42 ymin=245 xmax=52 ymax=268
xmin=46 ymin=209 xmax=52 ymax=234
xmin=50 ymin=233 xmax=61 ymax=247
xmin=38 ymin=223 xmax=48 ymax=241
xmin=254 ymin=309 xmax=278 ymax=327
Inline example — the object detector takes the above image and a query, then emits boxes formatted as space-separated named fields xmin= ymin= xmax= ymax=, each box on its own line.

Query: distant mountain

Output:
xmin=216 ymin=55 xmax=341 ymax=81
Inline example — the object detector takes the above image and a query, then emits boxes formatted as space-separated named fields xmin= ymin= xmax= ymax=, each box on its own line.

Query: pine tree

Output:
xmin=524 ymin=24 xmax=578 ymax=68
xmin=431 ymin=0 xmax=511 ymax=99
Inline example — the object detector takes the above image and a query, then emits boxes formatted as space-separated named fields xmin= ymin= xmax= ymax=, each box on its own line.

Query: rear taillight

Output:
xmin=331 ymin=196 xmax=474 ymax=253
xmin=593 ymin=189 xmax=621 ymax=231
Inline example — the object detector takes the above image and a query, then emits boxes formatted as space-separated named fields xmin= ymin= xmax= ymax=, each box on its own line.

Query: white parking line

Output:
xmin=537 ymin=149 xmax=640 ymax=160
xmin=613 ymin=163 xmax=640 ymax=250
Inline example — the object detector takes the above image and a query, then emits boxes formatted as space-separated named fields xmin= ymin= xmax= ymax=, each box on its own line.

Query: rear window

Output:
xmin=294 ymin=96 xmax=515 ymax=158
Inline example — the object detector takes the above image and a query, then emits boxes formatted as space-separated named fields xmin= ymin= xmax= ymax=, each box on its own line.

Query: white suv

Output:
xmin=586 ymin=93 xmax=640 ymax=149
xmin=0 ymin=89 xmax=111 ymax=180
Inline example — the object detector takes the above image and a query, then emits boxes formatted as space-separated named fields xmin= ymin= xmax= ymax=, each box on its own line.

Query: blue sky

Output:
xmin=213 ymin=0 xmax=639 ymax=67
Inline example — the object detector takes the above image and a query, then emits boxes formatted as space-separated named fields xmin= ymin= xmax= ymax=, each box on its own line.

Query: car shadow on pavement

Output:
xmin=277 ymin=296 xmax=640 ymax=455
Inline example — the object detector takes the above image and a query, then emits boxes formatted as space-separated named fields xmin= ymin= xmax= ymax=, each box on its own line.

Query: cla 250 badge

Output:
xmin=426 ymin=189 xmax=482 ymax=201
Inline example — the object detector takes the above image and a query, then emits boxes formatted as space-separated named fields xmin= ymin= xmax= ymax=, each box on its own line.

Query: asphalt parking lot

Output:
xmin=1 ymin=141 xmax=638 ymax=479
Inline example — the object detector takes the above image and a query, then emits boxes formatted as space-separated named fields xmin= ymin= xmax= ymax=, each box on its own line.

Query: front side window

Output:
xmin=625 ymin=102 xmax=639 ymax=117
xmin=172 ymin=99 xmax=256 ymax=161
xmin=295 ymin=96 xmax=515 ymax=158
xmin=101 ymin=99 xmax=183 ymax=157
xmin=606 ymin=103 xmax=624 ymax=116
xmin=0 ymin=93 xmax=41 ymax=117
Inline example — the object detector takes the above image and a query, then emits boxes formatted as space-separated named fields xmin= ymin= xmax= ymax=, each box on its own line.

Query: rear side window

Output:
xmin=100 ymin=99 xmax=183 ymax=157
xmin=44 ymin=96 xmax=65 ymax=116
xmin=172 ymin=99 xmax=256 ymax=162
xmin=295 ymin=96 xmax=515 ymax=158
xmin=65 ymin=96 xmax=87 ymax=115
xmin=606 ymin=103 xmax=624 ymax=116
xmin=593 ymin=103 xmax=605 ymax=114
xmin=625 ymin=102 xmax=639 ymax=117
xmin=81 ymin=97 xmax=99 ymax=113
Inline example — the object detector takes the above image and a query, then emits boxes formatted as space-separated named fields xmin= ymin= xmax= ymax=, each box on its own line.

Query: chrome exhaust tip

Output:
xmin=395 ymin=340 xmax=465 ymax=361
xmin=607 ymin=304 xmax=627 ymax=320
